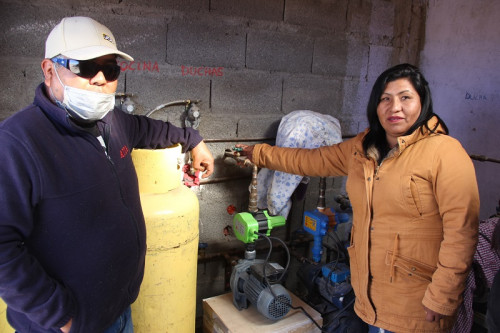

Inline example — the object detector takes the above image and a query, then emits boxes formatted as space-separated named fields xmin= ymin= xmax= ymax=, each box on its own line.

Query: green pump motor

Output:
xmin=233 ymin=210 xmax=286 ymax=243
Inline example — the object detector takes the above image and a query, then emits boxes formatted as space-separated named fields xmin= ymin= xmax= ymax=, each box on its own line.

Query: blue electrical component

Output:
xmin=303 ymin=208 xmax=351 ymax=262
xmin=319 ymin=262 xmax=351 ymax=308
xmin=303 ymin=210 xmax=329 ymax=262
xmin=335 ymin=212 xmax=350 ymax=224
xmin=321 ymin=262 xmax=350 ymax=283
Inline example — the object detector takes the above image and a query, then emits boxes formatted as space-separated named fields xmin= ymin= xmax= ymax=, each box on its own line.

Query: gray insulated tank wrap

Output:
xmin=244 ymin=274 xmax=291 ymax=320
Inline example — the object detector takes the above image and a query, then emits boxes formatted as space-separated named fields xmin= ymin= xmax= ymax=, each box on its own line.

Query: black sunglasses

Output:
xmin=52 ymin=57 xmax=121 ymax=81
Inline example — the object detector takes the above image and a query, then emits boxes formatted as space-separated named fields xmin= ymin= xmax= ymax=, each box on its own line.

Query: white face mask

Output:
xmin=52 ymin=64 xmax=116 ymax=122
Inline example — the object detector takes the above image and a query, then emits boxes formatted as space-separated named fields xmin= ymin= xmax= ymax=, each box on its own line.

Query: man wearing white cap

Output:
xmin=0 ymin=17 xmax=214 ymax=333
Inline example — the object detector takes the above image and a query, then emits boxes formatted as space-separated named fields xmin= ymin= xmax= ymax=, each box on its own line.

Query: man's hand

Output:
xmin=423 ymin=305 xmax=444 ymax=322
xmin=60 ymin=318 xmax=72 ymax=333
xmin=191 ymin=141 xmax=214 ymax=178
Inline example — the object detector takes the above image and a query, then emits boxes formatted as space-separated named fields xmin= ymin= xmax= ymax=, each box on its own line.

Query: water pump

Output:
xmin=230 ymin=258 xmax=291 ymax=320
xmin=225 ymin=147 xmax=291 ymax=320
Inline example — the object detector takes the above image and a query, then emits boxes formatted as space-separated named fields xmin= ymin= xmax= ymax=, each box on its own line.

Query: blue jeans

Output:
xmin=368 ymin=325 xmax=394 ymax=333
xmin=103 ymin=307 xmax=134 ymax=333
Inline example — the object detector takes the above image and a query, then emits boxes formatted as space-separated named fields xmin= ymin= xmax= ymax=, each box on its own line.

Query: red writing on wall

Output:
xmin=181 ymin=66 xmax=224 ymax=77
xmin=119 ymin=61 xmax=159 ymax=72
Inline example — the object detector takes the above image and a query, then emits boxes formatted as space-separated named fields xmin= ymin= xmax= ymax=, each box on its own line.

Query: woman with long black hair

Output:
xmin=238 ymin=63 xmax=479 ymax=332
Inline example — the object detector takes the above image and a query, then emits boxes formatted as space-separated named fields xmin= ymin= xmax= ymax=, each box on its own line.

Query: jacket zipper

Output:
xmin=99 ymin=124 xmax=143 ymax=298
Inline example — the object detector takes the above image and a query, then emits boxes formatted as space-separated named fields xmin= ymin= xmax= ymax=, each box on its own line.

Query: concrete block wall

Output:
xmin=0 ymin=0 xmax=427 ymax=327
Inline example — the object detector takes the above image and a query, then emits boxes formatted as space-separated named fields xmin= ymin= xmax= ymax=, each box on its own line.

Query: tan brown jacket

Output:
xmin=253 ymin=117 xmax=479 ymax=332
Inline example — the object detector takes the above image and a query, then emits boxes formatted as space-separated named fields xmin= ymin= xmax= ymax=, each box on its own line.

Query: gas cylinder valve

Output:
xmin=184 ymin=102 xmax=201 ymax=129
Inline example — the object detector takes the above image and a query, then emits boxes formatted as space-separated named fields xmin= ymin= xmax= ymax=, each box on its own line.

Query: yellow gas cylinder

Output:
xmin=0 ymin=298 xmax=14 ymax=332
xmin=130 ymin=145 xmax=199 ymax=333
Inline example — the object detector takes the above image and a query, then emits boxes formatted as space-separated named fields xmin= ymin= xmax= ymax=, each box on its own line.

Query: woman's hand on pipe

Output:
xmin=234 ymin=144 xmax=255 ymax=163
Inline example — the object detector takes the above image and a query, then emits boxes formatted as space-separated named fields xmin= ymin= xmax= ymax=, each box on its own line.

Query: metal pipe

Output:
xmin=145 ymin=99 xmax=199 ymax=118
xmin=204 ymin=138 xmax=276 ymax=143
xmin=197 ymin=237 xmax=312 ymax=263
xmin=199 ymin=175 xmax=251 ymax=185
xmin=204 ymin=135 xmax=355 ymax=144
xmin=316 ymin=177 xmax=326 ymax=212
xmin=248 ymin=164 xmax=259 ymax=213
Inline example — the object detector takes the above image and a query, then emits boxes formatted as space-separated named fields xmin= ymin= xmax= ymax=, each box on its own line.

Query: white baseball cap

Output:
xmin=45 ymin=16 xmax=133 ymax=61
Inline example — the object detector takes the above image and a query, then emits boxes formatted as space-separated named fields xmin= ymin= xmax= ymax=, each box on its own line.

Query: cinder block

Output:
xmin=367 ymin=45 xmax=393 ymax=81
xmin=313 ymin=38 xmax=369 ymax=77
xmin=141 ymin=0 xmax=209 ymax=12
xmin=200 ymin=112 xmax=280 ymax=141
xmin=0 ymin=3 xmax=166 ymax=62
xmin=282 ymin=75 xmax=342 ymax=116
xmin=198 ymin=113 xmax=240 ymax=139
xmin=198 ymin=199 xmax=241 ymax=243
xmin=246 ymin=31 xmax=313 ymax=73
xmin=236 ymin=115 xmax=282 ymax=138
xmin=122 ymin=64 xmax=211 ymax=126
xmin=313 ymin=38 xmax=349 ymax=77
xmin=335 ymin=78 xmax=372 ymax=136
xmin=285 ymin=0 xmax=348 ymax=32
xmin=166 ymin=18 xmax=246 ymax=68
xmin=211 ymin=70 xmax=282 ymax=115
xmin=105 ymin=16 xmax=166 ymax=62
xmin=358 ymin=118 xmax=370 ymax=132
xmin=369 ymin=0 xmax=395 ymax=39
xmin=338 ymin=79 xmax=371 ymax=132
xmin=345 ymin=42 xmax=370 ymax=78
xmin=0 ymin=59 xmax=43 ymax=120
xmin=346 ymin=0 xmax=373 ymax=34
xmin=210 ymin=0 xmax=284 ymax=21
xmin=0 ymin=2 xmax=65 ymax=59
xmin=337 ymin=119 xmax=360 ymax=138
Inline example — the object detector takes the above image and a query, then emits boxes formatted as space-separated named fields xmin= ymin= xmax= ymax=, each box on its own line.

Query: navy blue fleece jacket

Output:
xmin=0 ymin=84 xmax=202 ymax=333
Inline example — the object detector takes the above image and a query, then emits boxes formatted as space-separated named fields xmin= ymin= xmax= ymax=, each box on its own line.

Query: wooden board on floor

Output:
xmin=203 ymin=291 xmax=322 ymax=333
